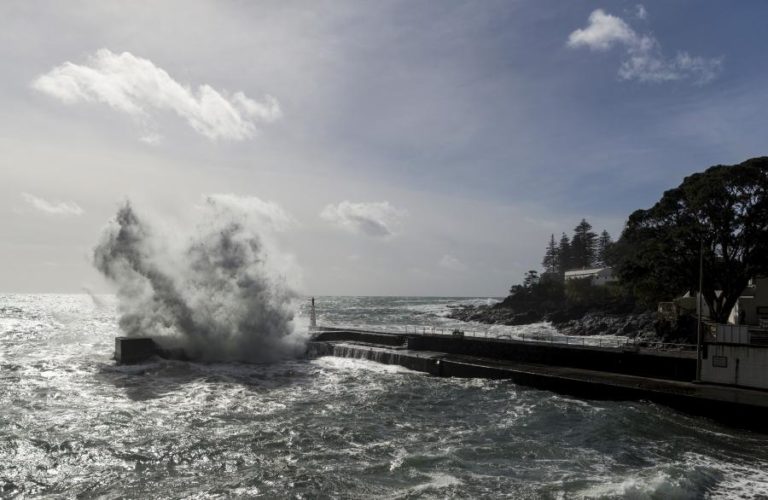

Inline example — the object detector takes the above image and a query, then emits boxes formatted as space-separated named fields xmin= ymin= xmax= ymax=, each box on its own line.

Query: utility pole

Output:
xmin=696 ymin=238 xmax=704 ymax=381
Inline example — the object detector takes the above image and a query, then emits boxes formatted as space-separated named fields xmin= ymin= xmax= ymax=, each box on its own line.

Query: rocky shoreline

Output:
xmin=447 ymin=304 xmax=693 ymax=343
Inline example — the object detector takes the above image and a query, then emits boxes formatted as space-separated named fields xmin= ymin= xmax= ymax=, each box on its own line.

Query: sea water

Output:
xmin=2 ymin=294 xmax=768 ymax=498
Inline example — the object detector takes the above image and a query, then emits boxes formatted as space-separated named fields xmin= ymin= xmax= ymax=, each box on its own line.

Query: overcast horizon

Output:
xmin=2 ymin=1 xmax=767 ymax=296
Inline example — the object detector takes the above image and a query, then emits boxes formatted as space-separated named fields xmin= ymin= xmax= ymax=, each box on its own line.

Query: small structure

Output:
xmin=115 ymin=337 xmax=158 ymax=364
xmin=563 ymin=267 xmax=616 ymax=286
xmin=309 ymin=297 xmax=317 ymax=330
xmin=701 ymin=324 xmax=768 ymax=389
xmin=696 ymin=279 xmax=768 ymax=389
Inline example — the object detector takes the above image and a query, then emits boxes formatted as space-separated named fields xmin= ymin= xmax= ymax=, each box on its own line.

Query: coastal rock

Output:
xmin=551 ymin=311 xmax=656 ymax=337
xmin=446 ymin=305 xmax=544 ymax=325
xmin=447 ymin=304 xmax=660 ymax=338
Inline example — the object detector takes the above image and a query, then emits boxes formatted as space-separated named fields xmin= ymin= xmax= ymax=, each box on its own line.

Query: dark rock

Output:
xmin=449 ymin=303 xmax=659 ymax=337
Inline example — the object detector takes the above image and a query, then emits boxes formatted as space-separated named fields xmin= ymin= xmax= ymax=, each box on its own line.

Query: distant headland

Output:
xmin=449 ymin=156 xmax=768 ymax=346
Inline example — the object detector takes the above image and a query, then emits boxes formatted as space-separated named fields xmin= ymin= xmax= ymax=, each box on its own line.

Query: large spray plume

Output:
xmin=94 ymin=197 xmax=305 ymax=362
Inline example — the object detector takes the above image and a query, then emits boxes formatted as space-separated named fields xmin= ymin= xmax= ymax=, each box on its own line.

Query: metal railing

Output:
xmin=313 ymin=324 xmax=697 ymax=352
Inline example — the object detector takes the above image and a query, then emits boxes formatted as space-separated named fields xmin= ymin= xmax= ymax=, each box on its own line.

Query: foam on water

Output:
xmin=3 ymin=294 xmax=768 ymax=498
xmin=311 ymin=356 xmax=425 ymax=375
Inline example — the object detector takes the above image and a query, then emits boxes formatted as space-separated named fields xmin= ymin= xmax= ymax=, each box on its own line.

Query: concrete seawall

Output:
xmin=307 ymin=330 xmax=768 ymax=428
xmin=310 ymin=328 xmax=696 ymax=381
xmin=114 ymin=330 xmax=768 ymax=426
xmin=405 ymin=334 xmax=696 ymax=381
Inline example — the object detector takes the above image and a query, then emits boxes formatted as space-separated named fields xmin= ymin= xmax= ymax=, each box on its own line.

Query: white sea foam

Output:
xmin=389 ymin=447 xmax=408 ymax=472
xmin=5 ymin=294 xmax=768 ymax=498
xmin=407 ymin=473 xmax=463 ymax=494
xmin=311 ymin=356 xmax=423 ymax=375
xmin=576 ymin=469 xmax=696 ymax=498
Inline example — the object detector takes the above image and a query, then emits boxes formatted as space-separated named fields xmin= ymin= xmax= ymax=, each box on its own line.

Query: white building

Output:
xmin=676 ymin=278 xmax=768 ymax=326
xmin=693 ymin=278 xmax=768 ymax=390
xmin=701 ymin=323 xmax=768 ymax=389
xmin=563 ymin=267 xmax=616 ymax=286
xmin=728 ymin=278 xmax=768 ymax=326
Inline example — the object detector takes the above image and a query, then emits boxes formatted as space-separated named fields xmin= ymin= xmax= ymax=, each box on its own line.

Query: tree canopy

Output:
xmin=537 ymin=222 xmax=610 ymax=275
xmin=570 ymin=219 xmax=597 ymax=269
xmin=542 ymin=235 xmax=558 ymax=273
xmin=611 ymin=157 xmax=768 ymax=323
xmin=596 ymin=230 xmax=613 ymax=267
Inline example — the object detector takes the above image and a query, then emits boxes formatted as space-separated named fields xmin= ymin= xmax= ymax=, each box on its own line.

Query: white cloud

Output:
xmin=320 ymin=201 xmax=406 ymax=238
xmin=567 ymin=9 xmax=637 ymax=51
xmin=635 ymin=4 xmax=647 ymax=20
xmin=21 ymin=192 xmax=84 ymax=216
xmin=567 ymin=9 xmax=722 ymax=84
xmin=439 ymin=254 xmax=467 ymax=271
xmin=203 ymin=193 xmax=294 ymax=231
xmin=32 ymin=49 xmax=282 ymax=142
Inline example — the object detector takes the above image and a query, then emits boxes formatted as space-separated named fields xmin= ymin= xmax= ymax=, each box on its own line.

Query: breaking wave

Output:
xmin=93 ymin=199 xmax=305 ymax=362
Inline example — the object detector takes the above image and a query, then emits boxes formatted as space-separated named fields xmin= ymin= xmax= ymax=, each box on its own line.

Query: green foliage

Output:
xmin=611 ymin=157 xmax=768 ymax=323
xmin=596 ymin=230 xmax=613 ymax=267
xmin=523 ymin=270 xmax=540 ymax=288
xmin=542 ymin=235 xmax=558 ymax=273
xmin=557 ymin=233 xmax=571 ymax=273
xmin=508 ymin=271 xmax=564 ymax=310
xmin=565 ymin=279 xmax=628 ymax=308
xmin=539 ymin=223 xmax=611 ymax=274
xmin=570 ymin=219 xmax=598 ymax=269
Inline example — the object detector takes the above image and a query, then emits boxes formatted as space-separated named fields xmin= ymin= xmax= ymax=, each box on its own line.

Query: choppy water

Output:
xmin=2 ymin=294 xmax=768 ymax=498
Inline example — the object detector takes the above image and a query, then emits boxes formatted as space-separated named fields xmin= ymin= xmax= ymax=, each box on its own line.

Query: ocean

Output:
xmin=2 ymin=294 xmax=768 ymax=498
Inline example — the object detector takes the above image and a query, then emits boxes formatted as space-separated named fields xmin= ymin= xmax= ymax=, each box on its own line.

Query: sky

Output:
xmin=2 ymin=0 xmax=768 ymax=296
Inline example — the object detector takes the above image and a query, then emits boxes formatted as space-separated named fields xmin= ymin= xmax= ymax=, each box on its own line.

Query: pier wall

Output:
xmin=310 ymin=328 xmax=406 ymax=347
xmin=405 ymin=335 xmax=696 ymax=381
xmin=115 ymin=337 xmax=158 ymax=364
xmin=309 ymin=331 xmax=696 ymax=382
xmin=307 ymin=340 xmax=768 ymax=428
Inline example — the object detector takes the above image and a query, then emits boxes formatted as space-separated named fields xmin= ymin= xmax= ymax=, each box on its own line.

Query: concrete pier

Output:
xmin=114 ymin=337 xmax=158 ymax=364
xmin=308 ymin=329 xmax=768 ymax=427
xmin=114 ymin=337 xmax=190 ymax=364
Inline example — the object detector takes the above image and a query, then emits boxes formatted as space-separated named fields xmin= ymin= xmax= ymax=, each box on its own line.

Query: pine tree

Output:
xmin=570 ymin=219 xmax=597 ymax=269
xmin=523 ymin=270 xmax=539 ymax=288
xmin=542 ymin=234 xmax=558 ymax=273
xmin=596 ymin=230 xmax=613 ymax=267
xmin=557 ymin=233 xmax=571 ymax=273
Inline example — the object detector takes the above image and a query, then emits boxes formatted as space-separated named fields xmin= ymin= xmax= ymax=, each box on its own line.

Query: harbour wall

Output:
xmin=307 ymin=339 xmax=768 ymax=428
xmin=406 ymin=335 xmax=695 ymax=381
xmin=311 ymin=330 xmax=696 ymax=382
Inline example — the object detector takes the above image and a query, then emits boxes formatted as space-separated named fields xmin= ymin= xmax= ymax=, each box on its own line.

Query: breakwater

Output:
xmin=307 ymin=328 xmax=768 ymax=427
xmin=309 ymin=326 xmax=696 ymax=380
xmin=114 ymin=327 xmax=768 ymax=427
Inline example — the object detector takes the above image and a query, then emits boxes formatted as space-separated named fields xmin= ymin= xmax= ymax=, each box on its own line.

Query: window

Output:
xmin=712 ymin=356 xmax=728 ymax=368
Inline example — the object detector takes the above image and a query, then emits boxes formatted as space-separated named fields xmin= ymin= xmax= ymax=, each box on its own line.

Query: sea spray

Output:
xmin=93 ymin=198 xmax=305 ymax=362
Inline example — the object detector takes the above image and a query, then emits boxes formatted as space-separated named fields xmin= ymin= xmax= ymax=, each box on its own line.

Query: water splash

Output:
xmin=93 ymin=199 xmax=305 ymax=362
